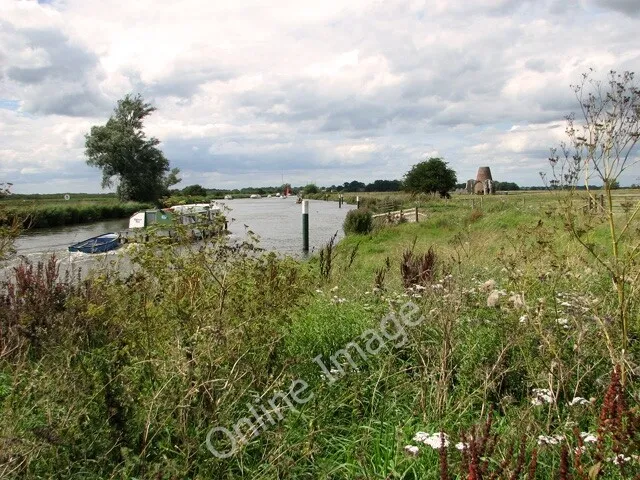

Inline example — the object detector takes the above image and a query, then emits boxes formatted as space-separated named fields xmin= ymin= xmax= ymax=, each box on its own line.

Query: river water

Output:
xmin=2 ymin=198 xmax=354 ymax=279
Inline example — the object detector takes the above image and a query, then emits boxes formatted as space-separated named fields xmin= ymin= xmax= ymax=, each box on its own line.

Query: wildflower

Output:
xmin=412 ymin=293 xmax=422 ymax=298
xmin=331 ymin=286 xmax=339 ymax=292
xmin=487 ymin=290 xmax=501 ymax=307
xmin=315 ymin=289 xmax=323 ymax=294
xmin=568 ymin=397 xmax=591 ymax=407
xmin=537 ymin=434 xmax=564 ymax=445
xmin=531 ymin=388 xmax=554 ymax=406
xmin=413 ymin=432 xmax=449 ymax=449
xmin=455 ymin=442 xmax=468 ymax=451
xmin=609 ymin=454 xmax=631 ymax=465
xmin=414 ymin=284 xmax=426 ymax=291
xmin=404 ymin=445 xmax=420 ymax=457
xmin=580 ymin=432 xmax=597 ymax=443
xmin=481 ymin=279 xmax=496 ymax=292
xmin=560 ymin=301 xmax=572 ymax=307
xmin=432 ymin=284 xmax=444 ymax=291
xmin=519 ymin=315 xmax=528 ymax=323
xmin=509 ymin=293 xmax=525 ymax=309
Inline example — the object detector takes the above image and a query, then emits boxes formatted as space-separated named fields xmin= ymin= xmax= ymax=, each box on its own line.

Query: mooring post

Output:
xmin=415 ymin=205 xmax=418 ymax=223
xmin=356 ymin=196 xmax=360 ymax=209
xmin=302 ymin=200 xmax=309 ymax=252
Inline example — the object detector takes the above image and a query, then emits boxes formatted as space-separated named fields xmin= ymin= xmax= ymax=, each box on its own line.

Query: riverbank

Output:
xmin=0 ymin=197 xmax=151 ymax=229
xmin=0 ymin=192 xmax=638 ymax=478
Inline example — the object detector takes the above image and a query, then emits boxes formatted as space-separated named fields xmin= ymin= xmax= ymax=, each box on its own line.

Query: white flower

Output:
xmin=580 ymin=432 xmax=597 ymax=443
xmin=404 ymin=445 xmax=420 ymax=456
xmin=519 ymin=315 xmax=528 ymax=323
xmin=455 ymin=442 xmax=468 ymax=451
xmin=481 ymin=279 xmax=496 ymax=292
xmin=413 ymin=432 xmax=449 ymax=449
xmin=556 ymin=318 xmax=568 ymax=326
xmin=315 ymin=289 xmax=323 ymax=294
xmin=413 ymin=431 xmax=430 ymax=443
xmin=569 ymin=397 xmax=591 ymax=406
xmin=487 ymin=290 xmax=501 ymax=307
xmin=509 ymin=293 xmax=525 ymax=309
xmin=537 ymin=434 xmax=564 ymax=445
xmin=414 ymin=284 xmax=426 ymax=291
xmin=412 ymin=293 xmax=422 ymax=298
xmin=331 ymin=286 xmax=339 ymax=292
xmin=531 ymin=388 xmax=555 ymax=405
xmin=609 ymin=454 xmax=631 ymax=465
xmin=560 ymin=301 xmax=572 ymax=307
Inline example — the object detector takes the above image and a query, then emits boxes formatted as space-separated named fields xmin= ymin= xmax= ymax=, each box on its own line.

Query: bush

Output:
xmin=343 ymin=208 xmax=373 ymax=235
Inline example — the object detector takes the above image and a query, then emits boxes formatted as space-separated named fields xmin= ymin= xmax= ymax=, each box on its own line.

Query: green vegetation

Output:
xmin=342 ymin=208 xmax=373 ymax=235
xmin=404 ymin=157 xmax=457 ymax=197
xmin=0 ymin=195 xmax=150 ymax=229
xmin=1 ymin=191 xmax=639 ymax=479
xmin=85 ymin=94 xmax=181 ymax=202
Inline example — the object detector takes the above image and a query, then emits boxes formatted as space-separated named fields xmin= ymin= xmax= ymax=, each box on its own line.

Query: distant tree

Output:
xmin=343 ymin=181 xmax=366 ymax=192
xmin=181 ymin=184 xmax=207 ymax=196
xmin=494 ymin=181 xmax=520 ymax=191
xmin=365 ymin=179 xmax=402 ymax=192
xmin=85 ymin=94 xmax=180 ymax=203
xmin=403 ymin=158 xmax=457 ymax=196
xmin=303 ymin=183 xmax=319 ymax=194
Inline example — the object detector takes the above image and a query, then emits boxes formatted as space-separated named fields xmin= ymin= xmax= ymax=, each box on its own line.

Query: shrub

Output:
xmin=343 ymin=208 xmax=373 ymax=235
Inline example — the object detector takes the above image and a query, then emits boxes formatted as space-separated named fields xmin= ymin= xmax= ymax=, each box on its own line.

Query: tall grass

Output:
xmin=0 ymin=201 xmax=150 ymax=229
xmin=0 ymin=194 xmax=638 ymax=478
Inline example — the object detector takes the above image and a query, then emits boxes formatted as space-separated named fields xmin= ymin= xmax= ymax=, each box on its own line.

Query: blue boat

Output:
xmin=68 ymin=233 xmax=121 ymax=254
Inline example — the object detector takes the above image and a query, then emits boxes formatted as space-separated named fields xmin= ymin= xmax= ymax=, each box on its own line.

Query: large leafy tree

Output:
xmin=403 ymin=157 xmax=457 ymax=195
xmin=85 ymin=94 xmax=180 ymax=202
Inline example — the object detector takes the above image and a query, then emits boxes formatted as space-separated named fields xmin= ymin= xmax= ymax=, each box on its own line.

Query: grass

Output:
xmin=0 ymin=190 xmax=639 ymax=478
xmin=0 ymin=195 xmax=152 ymax=229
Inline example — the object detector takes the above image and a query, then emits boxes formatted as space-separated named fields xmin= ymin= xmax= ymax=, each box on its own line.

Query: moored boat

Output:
xmin=68 ymin=233 xmax=121 ymax=254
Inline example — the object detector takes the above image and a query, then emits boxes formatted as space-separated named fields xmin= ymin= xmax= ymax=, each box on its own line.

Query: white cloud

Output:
xmin=1 ymin=0 xmax=640 ymax=193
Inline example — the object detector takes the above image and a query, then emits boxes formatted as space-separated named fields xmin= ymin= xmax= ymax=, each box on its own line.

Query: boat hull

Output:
xmin=68 ymin=233 xmax=121 ymax=254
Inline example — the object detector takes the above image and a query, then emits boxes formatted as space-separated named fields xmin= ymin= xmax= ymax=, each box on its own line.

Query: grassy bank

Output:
xmin=0 ymin=192 xmax=638 ymax=478
xmin=0 ymin=196 xmax=151 ymax=229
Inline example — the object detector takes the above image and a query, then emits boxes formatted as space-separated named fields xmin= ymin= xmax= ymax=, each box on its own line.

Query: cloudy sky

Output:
xmin=1 ymin=0 xmax=640 ymax=193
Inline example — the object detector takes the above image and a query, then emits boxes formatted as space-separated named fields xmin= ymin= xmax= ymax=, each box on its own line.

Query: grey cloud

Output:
xmin=594 ymin=0 xmax=640 ymax=16
xmin=0 ymin=22 xmax=110 ymax=116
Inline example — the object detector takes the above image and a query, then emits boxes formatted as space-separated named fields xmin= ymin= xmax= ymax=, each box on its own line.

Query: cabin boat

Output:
xmin=125 ymin=202 xmax=225 ymax=240
xmin=69 ymin=233 xmax=121 ymax=254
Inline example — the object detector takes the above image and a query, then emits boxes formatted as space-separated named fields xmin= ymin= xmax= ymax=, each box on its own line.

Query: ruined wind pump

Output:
xmin=467 ymin=166 xmax=495 ymax=195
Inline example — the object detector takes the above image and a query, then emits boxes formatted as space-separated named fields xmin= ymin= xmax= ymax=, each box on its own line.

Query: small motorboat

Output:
xmin=68 ymin=233 xmax=121 ymax=254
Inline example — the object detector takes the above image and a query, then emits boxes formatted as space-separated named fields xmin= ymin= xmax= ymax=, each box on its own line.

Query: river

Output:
xmin=2 ymin=197 xmax=355 ymax=280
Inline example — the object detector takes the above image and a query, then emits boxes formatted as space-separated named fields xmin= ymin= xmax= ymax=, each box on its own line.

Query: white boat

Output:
xmin=224 ymin=195 xmax=233 ymax=200
xmin=250 ymin=194 xmax=261 ymax=199
xmin=126 ymin=203 xmax=225 ymax=240
xmin=275 ymin=192 xmax=281 ymax=197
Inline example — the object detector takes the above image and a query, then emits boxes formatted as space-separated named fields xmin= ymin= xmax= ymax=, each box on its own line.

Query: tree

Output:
xmin=403 ymin=158 xmax=457 ymax=196
xmin=85 ymin=94 xmax=180 ymax=202
xmin=181 ymin=184 xmax=207 ymax=196
xmin=303 ymin=183 xmax=319 ymax=195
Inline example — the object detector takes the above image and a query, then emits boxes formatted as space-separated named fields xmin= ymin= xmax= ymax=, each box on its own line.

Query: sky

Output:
xmin=1 ymin=0 xmax=640 ymax=194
